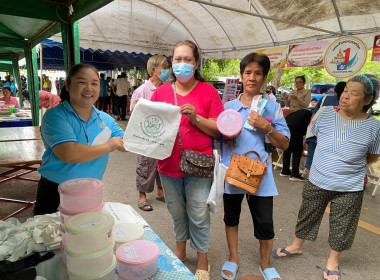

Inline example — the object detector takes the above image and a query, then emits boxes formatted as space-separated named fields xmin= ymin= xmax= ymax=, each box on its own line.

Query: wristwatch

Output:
xmin=194 ymin=115 xmax=200 ymax=125
xmin=265 ymin=126 xmax=273 ymax=136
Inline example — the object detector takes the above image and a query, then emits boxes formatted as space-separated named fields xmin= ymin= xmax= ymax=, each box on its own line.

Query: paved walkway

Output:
xmin=0 ymin=119 xmax=379 ymax=279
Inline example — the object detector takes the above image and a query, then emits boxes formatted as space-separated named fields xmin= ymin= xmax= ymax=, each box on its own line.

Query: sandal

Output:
xmin=322 ymin=267 xmax=340 ymax=280
xmin=195 ymin=264 xmax=210 ymax=280
xmin=259 ymin=266 xmax=281 ymax=280
xmin=221 ymin=261 xmax=238 ymax=280
xmin=138 ymin=201 xmax=153 ymax=211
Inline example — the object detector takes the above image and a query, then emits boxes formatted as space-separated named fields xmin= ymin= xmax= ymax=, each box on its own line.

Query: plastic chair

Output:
xmin=368 ymin=163 xmax=380 ymax=196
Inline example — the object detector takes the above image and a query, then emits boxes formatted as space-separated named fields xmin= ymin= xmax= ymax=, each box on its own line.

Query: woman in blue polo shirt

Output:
xmin=220 ymin=53 xmax=290 ymax=280
xmin=34 ymin=64 xmax=126 ymax=216
xmin=273 ymin=74 xmax=380 ymax=280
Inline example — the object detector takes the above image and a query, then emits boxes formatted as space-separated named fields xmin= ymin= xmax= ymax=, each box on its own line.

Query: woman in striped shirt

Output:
xmin=272 ymin=74 xmax=380 ymax=280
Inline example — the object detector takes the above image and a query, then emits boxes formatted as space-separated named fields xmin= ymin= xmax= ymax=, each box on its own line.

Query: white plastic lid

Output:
xmin=64 ymin=212 xmax=114 ymax=236
xmin=113 ymin=223 xmax=144 ymax=244
xmin=67 ymin=255 xmax=116 ymax=280
xmin=116 ymin=240 xmax=160 ymax=265
xmin=217 ymin=109 xmax=243 ymax=136
xmin=58 ymin=200 xmax=104 ymax=216
xmin=58 ymin=178 xmax=104 ymax=196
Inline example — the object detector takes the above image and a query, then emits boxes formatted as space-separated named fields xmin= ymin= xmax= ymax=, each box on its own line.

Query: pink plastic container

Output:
xmin=217 ymin=109 xmax=243 ymax=137
xmin=60 ymin=241 xmax=66 ymax=265
xmin=59 ymin=201 xmax=104 ymax=223
xmin=116 ymin=240 xmax=160 ymax=280
xmin=58 ymin=178 xmax=104 ymax=212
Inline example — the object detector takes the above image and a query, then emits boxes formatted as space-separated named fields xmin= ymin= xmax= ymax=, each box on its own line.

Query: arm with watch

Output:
xmin=247 ymin=110 xmax=289 ymax=151
xmin=180 ymin=103 xmax=220 ymax=138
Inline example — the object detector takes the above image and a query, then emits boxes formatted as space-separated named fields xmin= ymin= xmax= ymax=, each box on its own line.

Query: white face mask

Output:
xmin=91 ymin=126 xmax=111 ymax=146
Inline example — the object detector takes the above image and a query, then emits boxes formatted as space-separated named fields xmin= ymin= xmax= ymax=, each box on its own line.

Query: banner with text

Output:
xmin=371 ymin=34 xmax=380 ymax=61
xmin=257 ymin=46 xmax=287 ymax=69
xmin=222 ymin=78 xmax=240 ymax=104
xmin=287 ymin=41 xmax=329 ymax=67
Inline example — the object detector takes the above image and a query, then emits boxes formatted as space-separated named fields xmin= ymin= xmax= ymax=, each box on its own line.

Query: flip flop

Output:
xmin=322 ymin=267 xmax=340 ymax=280
xmin=138 ymin=201 xmax=153 ymax=211
xmin=221 ymin=261 xmax=238 ymax=280
xmin=272 ymin=247 xmax=302 ymax=258
xmin=156 ymin=196 xmax=165 ymax=202
xmin=259 ymin=266 xmax=281 ymax=280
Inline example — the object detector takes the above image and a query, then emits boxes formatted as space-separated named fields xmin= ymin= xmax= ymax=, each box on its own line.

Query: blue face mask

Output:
xmin=158 ymin=69 xmax=170 ymax=81
xmin=173 ymin=63 xmax=194 ymax=82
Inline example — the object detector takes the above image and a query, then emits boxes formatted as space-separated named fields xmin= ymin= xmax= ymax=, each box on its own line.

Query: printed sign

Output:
xmin=222 ymin=78 xmax=239 ymax=104
xmin=287 ymin=41 xmax=329 ymax=67
xmin=371 ymin=34 xmax=380 ymax=62
xmin=324 ymin=36 xmax=367 ymax=78
xmin=257 ymin=46 xmax=288 ymax=69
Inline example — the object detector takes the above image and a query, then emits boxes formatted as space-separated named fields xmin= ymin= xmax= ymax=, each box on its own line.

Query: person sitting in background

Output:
xmin=310 ymin=97 xmax=318 ymax=107
xmin=22 ymin=89 xmax=61 ymax=109
xmin=304 ymin=81 xmax=346 ymax=176
xmin=0 ymin=86 xmax=19 ymax=107
xmin=4 ymin=75 xmax=15 ymax=95
xmin=282 ymin=76 xmax=311 ymax=110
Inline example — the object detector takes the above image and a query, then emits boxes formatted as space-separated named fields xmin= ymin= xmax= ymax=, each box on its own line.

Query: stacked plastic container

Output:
xmin=64 ymin=212 xmax=116 ymax=280
xmin=58 ymin=178 xmax=116 ymax=279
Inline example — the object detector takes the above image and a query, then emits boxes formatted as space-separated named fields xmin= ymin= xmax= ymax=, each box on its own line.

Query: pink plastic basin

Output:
xmin=217 ymin=109 xmax=243 ymax=137
xmin=116 ymin=240 xmax=160 ymax=280
xmin=58 ymin=178 xmax=104 ymax=212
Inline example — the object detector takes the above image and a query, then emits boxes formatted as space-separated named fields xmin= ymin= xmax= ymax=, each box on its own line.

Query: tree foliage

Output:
xmin=202 ymin=49 xmax=380 ymax=89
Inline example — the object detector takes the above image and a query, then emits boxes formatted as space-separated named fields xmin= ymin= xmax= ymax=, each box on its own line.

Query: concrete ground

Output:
xmin=1 ymin=119 xmax=379 ymax=279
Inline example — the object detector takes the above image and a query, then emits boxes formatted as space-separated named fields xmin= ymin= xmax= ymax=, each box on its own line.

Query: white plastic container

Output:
xmin=112 ymin=223 xmax=144 ymax=250
xmin=116 ymin=240 xmax=160 ymax=280
xmin=59 ymin=201 xmax=104 ymax=223
xmin=58 ymin=178 xmax=104 ymax=212
xmin=64 ymin=212 xmax=114 ymax=254
xmin=60 ymin=241 xmax=66 ymax=265
xmin=66 ymin=241 xmax=115 ymax=277
xmin=68 ymin=257 xmax=116 ymax=280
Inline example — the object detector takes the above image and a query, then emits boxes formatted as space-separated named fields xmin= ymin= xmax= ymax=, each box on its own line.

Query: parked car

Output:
xmin=371 ymin=97 xmax=380 ymax=115
xmin=211 ymin=80 xmax=242 ymax=99
xmin=310 ymin=83 xmax=336 ymax=102
xmin=277 ymin=86 xmax=292 ymax=95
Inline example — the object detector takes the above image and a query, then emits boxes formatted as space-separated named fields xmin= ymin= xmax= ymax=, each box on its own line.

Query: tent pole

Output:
xmin=61 ymin=5 xmax=80 ymax=74
xmin=12 ymin=58 xmax=22 ymax=107
xmin=40 ymin=44 xmax=42 ymax=87
xmin=24 ymin=42 xmax=40 ymax=126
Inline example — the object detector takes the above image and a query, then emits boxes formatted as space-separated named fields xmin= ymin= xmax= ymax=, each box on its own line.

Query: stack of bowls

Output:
xmin=64 ymin=212 xmax=116 ymax=280
xmin=112 ymin=223 xmax=145 ymax=251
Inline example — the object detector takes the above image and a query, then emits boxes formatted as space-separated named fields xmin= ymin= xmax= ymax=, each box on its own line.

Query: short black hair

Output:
xmin=334 ymin=81 xmax=346 ymax=100
xmin=311 ymin=98 xmax=318 ymax=102
xmin=121 ymin=72 xmax=127 ymax=78
xmin=240 ymin=53 xmax=270 ymax=76
xmin=295 ymin=76 xmax=306 ymax=84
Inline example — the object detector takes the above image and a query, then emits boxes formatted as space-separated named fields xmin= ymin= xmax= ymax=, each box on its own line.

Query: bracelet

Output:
xmin=265 ymin=126 xmax=273 ymax=136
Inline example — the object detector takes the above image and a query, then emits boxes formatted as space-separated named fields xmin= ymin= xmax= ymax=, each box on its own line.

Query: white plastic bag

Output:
xmin=207 ymin=149 xmax=228 ymax=214
xmin=123 ymin=98 xmax=181 ymax=160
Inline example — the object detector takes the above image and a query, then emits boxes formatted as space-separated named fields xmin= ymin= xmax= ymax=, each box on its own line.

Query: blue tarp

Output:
xmin=39 ymin=39 xmax=171 ymax=70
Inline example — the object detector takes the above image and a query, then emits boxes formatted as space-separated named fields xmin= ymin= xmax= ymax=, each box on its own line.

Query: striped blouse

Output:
xmin=309 ymin=106 xmax=380 ymax=192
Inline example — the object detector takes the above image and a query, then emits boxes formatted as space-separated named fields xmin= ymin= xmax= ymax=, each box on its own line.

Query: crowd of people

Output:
xmin=1 ymin=38 xmax=379 ymax=280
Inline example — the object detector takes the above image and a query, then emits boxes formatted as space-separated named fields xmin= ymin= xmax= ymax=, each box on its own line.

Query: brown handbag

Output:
xmin=173 ymin=83 xmax=215 ymax=178
xmin=225 ymin=150 xmax=268 ymax=194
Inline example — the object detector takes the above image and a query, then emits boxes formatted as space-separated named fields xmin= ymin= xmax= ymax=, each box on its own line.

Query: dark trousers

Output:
xmin=33 ymin=177 xmax=60 ymax=216
xmin=116 ymin=95 xmax=128 ymax=119
xmin=111 ymin=93 xmax=118 ymax=115
xmin=98 ymin=97 xmax=109 ymax=112
xmin=282 ymin=109 xmax=312 ymax=176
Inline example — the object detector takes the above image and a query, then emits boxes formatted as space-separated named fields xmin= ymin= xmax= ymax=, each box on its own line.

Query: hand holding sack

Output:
xmin=123 ymin=98 xmax=181 ymax=160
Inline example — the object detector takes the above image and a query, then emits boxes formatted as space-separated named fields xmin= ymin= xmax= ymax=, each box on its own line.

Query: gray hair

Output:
xmin=147 ymin=55 xmax=167 ymax=76
xmin=348 ymin=74 xmax=379 ymax=112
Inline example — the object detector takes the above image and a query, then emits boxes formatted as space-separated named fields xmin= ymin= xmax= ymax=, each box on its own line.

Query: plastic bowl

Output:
xmin=68 ymin=257 xmax=116 ymax=280
xmin=116 ymin=240 xmax=160 ymax=280
xmin=66 ymin=241 xmax=115 ymax=277
xmin=64 ymin=212 xmax=114 ymax=254
xmin=59 ymin=201 xmax=104 ymax=223
xmin=58 ymin=178 xmax=104 ymax=212
xmin=217 ymin=109 xmax=243 ymax=137
xmin=112 ymin=223 xmax=144 ymax=251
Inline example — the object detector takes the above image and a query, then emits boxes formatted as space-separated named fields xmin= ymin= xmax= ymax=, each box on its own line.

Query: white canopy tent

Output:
xmin=50 ymin=0 xmax=380 ymax=59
